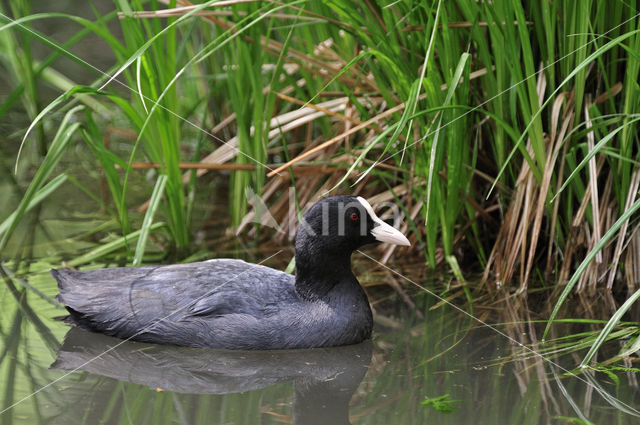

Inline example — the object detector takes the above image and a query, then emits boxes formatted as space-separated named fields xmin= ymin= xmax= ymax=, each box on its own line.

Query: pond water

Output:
xmin=1 ymin=259 xmax=639 ymax=425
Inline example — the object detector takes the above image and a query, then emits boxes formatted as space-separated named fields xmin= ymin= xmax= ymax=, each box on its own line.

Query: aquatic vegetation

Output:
xmin=420 ymin=393 xmax=461 ymax=414
xmin=1 ymin=0 xmax=640 ymax=377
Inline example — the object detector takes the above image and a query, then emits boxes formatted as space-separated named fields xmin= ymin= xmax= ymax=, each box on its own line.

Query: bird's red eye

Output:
xmin=350 ymin=212 xmax=359 ymax=221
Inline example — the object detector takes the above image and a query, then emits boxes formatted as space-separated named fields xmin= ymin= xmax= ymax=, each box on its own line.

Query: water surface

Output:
xmin=1 ymin=266 xmax=638 ymax=425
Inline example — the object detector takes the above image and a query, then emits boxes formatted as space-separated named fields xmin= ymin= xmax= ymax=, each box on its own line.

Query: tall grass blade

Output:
xmin=580 ymin=288 xmax=640 ymax=367
xmin=0 ymin=105 xmax=84 ymax=253
xmin=0 ymin=174 xmax=67 ymax=237
xmin=489 ymin=27 xmax=640 ymax=196
xmin=66 ymin=222 xmax=165 ymax=268
xmin=553 ymin=116 xmax=640 ymax=200
xmin=133 ymin=175 xmax=167 ymax=266
xmin=543 ymin=196 xmax=640 ymax=340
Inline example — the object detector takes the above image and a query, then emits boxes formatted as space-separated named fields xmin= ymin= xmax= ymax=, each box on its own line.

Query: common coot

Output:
xmin=53 ymin=196 xmax=410 ymax=349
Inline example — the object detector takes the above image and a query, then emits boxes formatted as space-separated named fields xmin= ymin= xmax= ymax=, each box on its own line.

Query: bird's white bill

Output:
xmin=370 ymin=220 xmax=411 ymax=246
xmin=357 ymin=196 xmax=411 ymax=246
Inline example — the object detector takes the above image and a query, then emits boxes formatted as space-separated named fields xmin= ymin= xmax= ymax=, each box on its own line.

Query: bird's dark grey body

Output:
xmin=53 ymin=195 xmax=409 ymax=350
xmin=54 ymin=258 xmax=372 ymax=349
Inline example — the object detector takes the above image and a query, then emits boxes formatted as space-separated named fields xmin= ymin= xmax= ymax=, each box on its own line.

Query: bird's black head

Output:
xmin=295 ymin=195 xmax=410 ymax=260
xmin=293 ymin=195 xmax=410 ymax=299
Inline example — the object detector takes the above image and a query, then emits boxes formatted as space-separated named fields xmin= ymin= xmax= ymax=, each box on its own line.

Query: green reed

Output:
xmin=1 ymin=1 xmax=640 ymax=357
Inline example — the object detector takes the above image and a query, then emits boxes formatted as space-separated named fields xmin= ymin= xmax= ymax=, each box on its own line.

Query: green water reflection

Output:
xmin=1 ymin=267 xmax=639 ymax=425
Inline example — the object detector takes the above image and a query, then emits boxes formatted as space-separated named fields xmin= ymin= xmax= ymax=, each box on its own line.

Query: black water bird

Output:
xmin=53 ymin=196 xmax=410 ymax=349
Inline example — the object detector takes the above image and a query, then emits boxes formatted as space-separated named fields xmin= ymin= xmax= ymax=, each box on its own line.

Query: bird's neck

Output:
xmin=294 ymin=249 xmax=354 ymax=300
